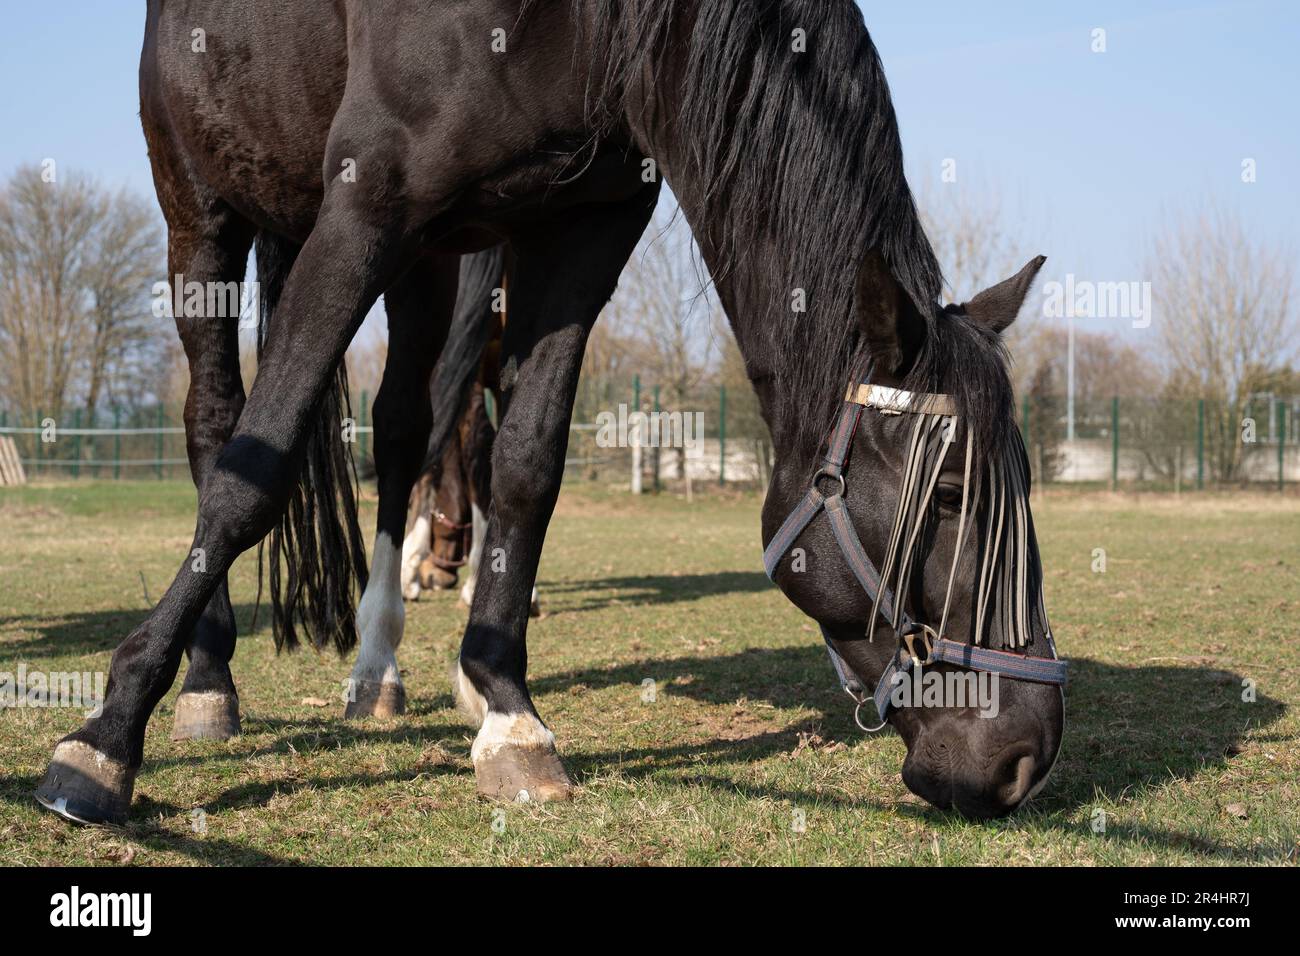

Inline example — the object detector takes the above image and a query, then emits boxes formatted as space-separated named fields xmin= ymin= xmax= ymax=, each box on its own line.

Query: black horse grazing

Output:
xmin=37 ymin=0 xmax=1064 ymax=824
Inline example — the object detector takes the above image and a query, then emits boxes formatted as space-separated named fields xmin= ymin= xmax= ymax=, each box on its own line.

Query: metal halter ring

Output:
xmin=813 ymin=469 xmax=846 ymax=498
xmin=849 ymin=688 xmax=888 ymax=733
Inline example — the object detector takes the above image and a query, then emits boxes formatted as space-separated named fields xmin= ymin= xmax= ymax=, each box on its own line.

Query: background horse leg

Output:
xmin=35 ymin=172 xmax=426 ymax=824
xmin=454 ymin=188 xmax=657 ymax=802
xmin=161 ymin=191 xmax=255 ymax=741
xmin=458 ymin=502 xmax=487 ymax=609
xmin=421 ymin=433 xmax=470 ymax=591
xmin=346 ymin=253 xmax=456 ymax=718
xmin=400 ymin=472 xmax=435 ymax=600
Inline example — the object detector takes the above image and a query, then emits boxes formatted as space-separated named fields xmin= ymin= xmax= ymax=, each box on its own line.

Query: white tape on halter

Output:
xmin=844 ymin=383 xmax=958 ymax=417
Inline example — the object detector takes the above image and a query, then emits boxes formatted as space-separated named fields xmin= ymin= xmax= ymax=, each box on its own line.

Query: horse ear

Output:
xmin=963 ymin=255 xmax=1047 ymax=333
xmin=854 ymin=248 xmax=922 ymax=375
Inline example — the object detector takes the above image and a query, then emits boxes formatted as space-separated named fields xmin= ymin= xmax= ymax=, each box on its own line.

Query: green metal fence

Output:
xmin=2 ymin=390 xmax=1295 ymax=490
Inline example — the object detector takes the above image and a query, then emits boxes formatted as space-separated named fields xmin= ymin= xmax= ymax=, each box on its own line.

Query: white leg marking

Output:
xmin=452 ymin=658 xmax=488 ymax=726
xmin=460 ymin=502 xmax=487 ymax=607
xmin=400 ymin=514 xmax=431 ymax=601
xmin=471 ymin=712 xmax=556 ymax=764
xmin=352 ymin=531 xmax=405 ymax=687
xmin=454 ymin=660 xmax=554 ymax=762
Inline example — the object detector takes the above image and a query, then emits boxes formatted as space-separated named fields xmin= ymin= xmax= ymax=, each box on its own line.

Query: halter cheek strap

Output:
xmin=762 ymin=374 xmax=1068 ymax=728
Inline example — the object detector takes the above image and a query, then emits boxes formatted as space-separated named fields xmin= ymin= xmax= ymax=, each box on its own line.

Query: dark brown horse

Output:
xmin=37 ymin=0 xmax=1063 ymax=825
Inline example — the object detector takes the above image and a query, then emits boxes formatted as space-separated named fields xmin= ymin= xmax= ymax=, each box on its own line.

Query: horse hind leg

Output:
xmin=346 ymin=253 xmax=457 ymax=719
xmin=168 ymin=205 xmax=257 ymax=742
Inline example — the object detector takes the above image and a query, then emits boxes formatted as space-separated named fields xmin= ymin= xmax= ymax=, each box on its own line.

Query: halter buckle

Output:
xmin=903 ymin=627 xmax=936 ymax=668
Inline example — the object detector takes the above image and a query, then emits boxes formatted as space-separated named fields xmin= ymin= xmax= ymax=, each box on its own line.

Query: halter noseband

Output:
xmin=762 ymin=370 xmax=1068 ymax=731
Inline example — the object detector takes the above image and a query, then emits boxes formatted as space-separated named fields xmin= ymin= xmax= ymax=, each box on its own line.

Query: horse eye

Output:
xmin=933 ymin=483 xmax=964 ymax=510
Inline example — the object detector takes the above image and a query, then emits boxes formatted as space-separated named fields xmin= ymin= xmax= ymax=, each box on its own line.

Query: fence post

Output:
xmin=1021 ymin=395 xmax=1030 ymax=449
xmin=1196 ymin=399 xmax=1205 ymax=490
xmin=630 ymin=375 xmax=642 ymax=495
xmin=113 ymin=407 xmax=122 ymax=480
xmin=1110 ymin=396 xmax=1119 ymax=491
xmin=652 ymin=384 xmax=661 ymax=494
xmin=718 ymin=384 xmax=726 ymax=485
xmin=156 ymin=404 xmax=165 ymax=480
xmin=1278 ymin=401 xmax=1286 ymax=491
xmin=72 ymin=409 xmax=82 ymax=479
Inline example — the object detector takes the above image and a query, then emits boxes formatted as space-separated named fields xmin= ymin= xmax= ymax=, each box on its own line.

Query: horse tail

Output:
xmin=253 ymin=231 xmax=369 ymax=655
xmin=419 ymin=245 xmax=507 ymax=481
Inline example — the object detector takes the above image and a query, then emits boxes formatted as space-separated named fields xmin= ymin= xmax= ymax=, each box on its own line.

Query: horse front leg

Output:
xmin=35 ymin=177 xmax=427 ymax=825
xmin=346 ymin=253 xmax=457 ymax=718
xmin=454 ymin=187 xmax=658 ymax=802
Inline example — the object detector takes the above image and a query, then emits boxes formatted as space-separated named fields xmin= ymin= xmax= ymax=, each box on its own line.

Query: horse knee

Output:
xmin=491 ymin=442 xmax=561 ymax=516
xmin=196 ymin=456 xmax=283 ymax=557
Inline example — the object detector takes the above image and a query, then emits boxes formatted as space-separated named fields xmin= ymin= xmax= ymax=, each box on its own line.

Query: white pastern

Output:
xmin=453 ymin=660 xmax=554 ymax=762
xmin=352 ymin=531 xmax=405 ymax=686
xmin=400 ymin=514 xmax=431 ymax=601
xmin=471 ymin=711 xmax=556 ymax=764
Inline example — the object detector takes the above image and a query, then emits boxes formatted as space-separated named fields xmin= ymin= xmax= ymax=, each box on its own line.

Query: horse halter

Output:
xmin=763 ymin=369 xmax=1068 ymax=732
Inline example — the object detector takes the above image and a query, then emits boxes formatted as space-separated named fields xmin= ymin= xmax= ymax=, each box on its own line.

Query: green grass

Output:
xmin=0 ymin=480 xmax=1297 ymax=865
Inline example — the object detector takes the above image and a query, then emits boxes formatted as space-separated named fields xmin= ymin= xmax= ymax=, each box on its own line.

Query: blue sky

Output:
xmin=1 ymin=1 xmax=1295 ymax=345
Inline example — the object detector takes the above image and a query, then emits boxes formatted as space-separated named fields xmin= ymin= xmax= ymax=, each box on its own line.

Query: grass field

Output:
xmin=0 ymin=480 xmax=1297 ymax=866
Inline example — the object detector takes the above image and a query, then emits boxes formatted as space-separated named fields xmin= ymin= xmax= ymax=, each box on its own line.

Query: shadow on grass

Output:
xmin=5 ymin=620 xmax=1289 ymax=863
xmin=0 ymin=604 xmax=268 ymax=658
xmin=534 ymin=644 xmax=1289 ymax=860
xmin=537 ymin=571 xmax=773 ymax=614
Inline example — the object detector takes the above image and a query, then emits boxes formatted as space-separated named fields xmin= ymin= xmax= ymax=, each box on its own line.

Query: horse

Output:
xmin=402 ymin=381 xmax=544 ymax=615
xmin=37 ymin=0 xmax=1065 ymax=825
xmin=404 ymin=382 xmax=491 ymax=596
xmin=398 ymin=251 xmax=543 ymax=617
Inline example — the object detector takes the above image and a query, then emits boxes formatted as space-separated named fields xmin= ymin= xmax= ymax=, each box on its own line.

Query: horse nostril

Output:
xmin=997 ymin=753 xmax=1037 ymax=809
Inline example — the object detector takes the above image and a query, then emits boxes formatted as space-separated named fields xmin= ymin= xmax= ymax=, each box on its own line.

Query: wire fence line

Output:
xmin=2 ymin=385 xmax=1296 ymax=489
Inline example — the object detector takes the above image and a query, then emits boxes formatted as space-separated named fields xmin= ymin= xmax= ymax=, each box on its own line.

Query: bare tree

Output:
xmin=916 ymin=177 xmax=1050 ymax=388
xmin=604 ymin=215 xmax=717 ymax=479
xmin=1149 ymin=204 xmax=1295 ymax=480
xmin=0 ymin=166 xmax=101 ymax=422
xmin=0 ymin=165 xmax=165 ymax=434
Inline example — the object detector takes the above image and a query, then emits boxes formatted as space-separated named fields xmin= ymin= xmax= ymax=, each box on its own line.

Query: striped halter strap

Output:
xmin=762 ymin=369 xmax=1068 ymax=731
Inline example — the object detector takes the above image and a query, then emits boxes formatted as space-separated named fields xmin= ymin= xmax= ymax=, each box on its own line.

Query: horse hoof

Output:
xmin=529 ymin=598 xmax=542 ymax=618
xmin=34 ymin=740 xmax=135 ymax=826
xmin=344 ymin=679 xmax=406 ymax=719
xmin=402 ymin=581 xmax=421 ymax=602
xmin=474 ymin=744 xmax=573 ymax=803
xmin=171 ymin=691 xmax=241 ymax=741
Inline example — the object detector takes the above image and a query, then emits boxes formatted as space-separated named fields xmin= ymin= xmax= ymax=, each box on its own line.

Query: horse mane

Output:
xmin=565 ymin=0 xmax=1014 ymax=462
